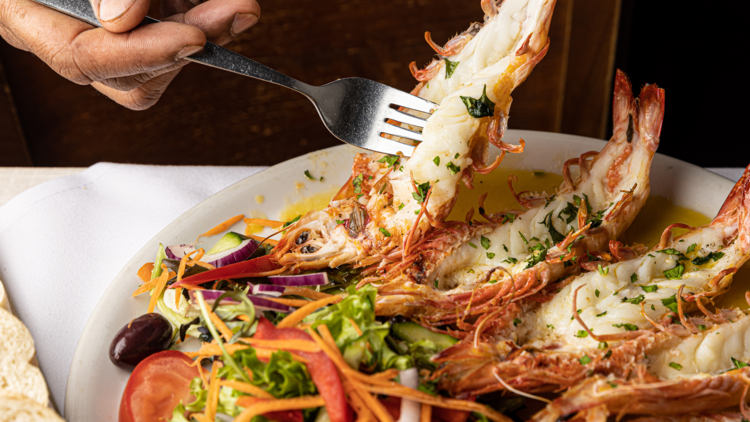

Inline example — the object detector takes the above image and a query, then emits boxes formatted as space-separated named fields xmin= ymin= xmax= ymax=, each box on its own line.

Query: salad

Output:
xmin=110 ymin=219 xmax=509 ymax=422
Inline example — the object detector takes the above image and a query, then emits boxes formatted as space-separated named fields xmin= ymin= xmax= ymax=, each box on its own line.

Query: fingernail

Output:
xmin=231 ymin=13 xmax=258 ymax=36
xmin=176 ymin=45 xmax=204 ymax=60
xmin=98 ymin=0 xmax=137 ymax=22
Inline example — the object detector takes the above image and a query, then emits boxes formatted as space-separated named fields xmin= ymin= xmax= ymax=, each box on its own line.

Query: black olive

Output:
xmin=109 ymin=313 xmax=173 ymax=368
xmin=296 ymin=231 xmax=310 ymax=245
xmin=300 ymin=245 xmax=318 ymax=254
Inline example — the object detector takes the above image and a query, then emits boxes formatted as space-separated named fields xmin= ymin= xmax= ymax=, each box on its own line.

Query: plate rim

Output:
xmin=63 ymin=129 xmax=736 ymax=417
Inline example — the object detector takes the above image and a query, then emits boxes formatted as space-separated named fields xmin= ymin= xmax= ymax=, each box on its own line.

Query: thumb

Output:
xmin=91 ymin=0 xmax=151 ymax=33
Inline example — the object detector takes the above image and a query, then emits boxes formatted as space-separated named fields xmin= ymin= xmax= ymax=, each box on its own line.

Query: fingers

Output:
xmin=92 ymin=68 xmax=182 ymax=110
xmin=68 ymin=22 xmax=205 ymax=85
xmin=165 ymin=0 xmax=260 ymax=46
xmin=91 ymin=0 xmax=151 ymax=33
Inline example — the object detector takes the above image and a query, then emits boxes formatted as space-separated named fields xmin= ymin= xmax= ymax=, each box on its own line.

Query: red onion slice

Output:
xmin=165 ymin=238 xmax=258 ymax=269
xmin=268 ymin=273 xmax=329 ymax=286
xmin=188 ymin=289 xmax=291 ymax=313
xmin=253 ymin=284 xmax=285 ymax=297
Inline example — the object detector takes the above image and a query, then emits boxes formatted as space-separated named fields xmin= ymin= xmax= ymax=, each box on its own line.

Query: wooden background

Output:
xmin=1 ymin=0 xmax=625 ymax=167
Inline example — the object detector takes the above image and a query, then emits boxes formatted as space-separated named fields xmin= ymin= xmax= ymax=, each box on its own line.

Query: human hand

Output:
xmin=0 ymin=0 xmax=259 ymax=110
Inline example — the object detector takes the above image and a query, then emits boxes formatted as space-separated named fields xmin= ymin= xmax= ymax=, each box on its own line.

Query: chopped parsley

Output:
xmin=525 ymin=243 xmax=548 ymax=269
xmin=502 ymin=213 xmax=516 ymax=224
xmin=598 ymin=341 xmax=608 ymax=349
xmin=613 ymin=323 xmax=638 ymax=331
xmin=698 ymin=324 xmax=707 ymax=330
xmin=503 ymin=244 xmax=509 ymax=252
xmin=335 ymin=220 xmax=344 ymax=225
xmin=603 ymin=350 xmax=613 ymax=359
xmin=460 ymin=85 xmax=495 ymax=118
xmin=664 ymin=264 xmax=685 ymax=280
xmin=662 ymin=295 xmax=679 ymax=313
xmin=597 ymin=264 xmax=609 ymax=276
xmin=576 ymin=330 xmax=588 ymax=338
xmin=686 ymin=243 xmax=697 ymax=254
xmin=502 ymin=257 xmax=518 ymax=264
xmin=454 ymin=153 xmax=460 ymax=159
xmin=692 ymin=251 xmax=725 ymax=266
xmin=433 ymin=156 xmax=440 ymax=166
xmin=283 ymin=215 xmax=301 ymax=228
xmin=622 ymin=295 xmax=645 ymax=305
xmin=596 ymin=311 xmax=607 ymax=317
xmin=304 ymin=170 xmax=315 ymax=180
xmin=468 ymin=242 xmax=477 ymax=249
xmin=642 ymin=284 xmax=659 ymax=293
xmin=444 ymin=58 xmax=459 ymax=79
xmin=657 ymin=248 xmax=689 ymax=261
xmin=412 ymin=181 xmax=431 ymax=204
xmin=480 ymin=236 xmax=491 ymax=250
xmin=446 ymin=162 xmax=461 ymax=175
xmin=547 ymin=324 xmax=554 ymax=329
xmin=631 ymin=273 xmax=638 ymax=283
xmin=486 ymin=252 xmax=496 ymax=259
xmin=513 ymin=318 xmax=522 ymax=327
xmin=519 ymin=231 xmax=529 ymax=244
xmin=558 ymin=202 xmax=578 ymax=224
xmin=669 ymin=362 xmax=683 ymax=371
xmin=579 ymin=355 xmax=592 ymax=365
xmin=595 ymin=289 xmax=600 ymax=298
xmin=541 ymin=212 xmax=566 ymax=244
xmin=732 ymin=357 xmax=749 ymax=369
xmin=379 ymin=228 xmax=392 ymax=237
xmin=353 ymin=173 xmax=364 ymax=194
xmin=377 ymin=155 xmax=400 ymax=167
xmin=398 ymin=203 xmax=405 ymax=210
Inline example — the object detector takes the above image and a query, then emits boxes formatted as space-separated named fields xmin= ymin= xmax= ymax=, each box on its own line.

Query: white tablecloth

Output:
xmin=0 ymin=164 xmax=743 ymax=414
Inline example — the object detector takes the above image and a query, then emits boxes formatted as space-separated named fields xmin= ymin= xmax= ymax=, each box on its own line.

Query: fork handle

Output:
xmin=31 ymin=0 xmax=315 ymax=94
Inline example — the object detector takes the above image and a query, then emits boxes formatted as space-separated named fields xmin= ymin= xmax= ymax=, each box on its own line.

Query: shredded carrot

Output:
xmin=420 ymin=404 xmax=432 ymax=422
xmin=194 ymin=261 xmax=216 ymax=270
xmin=198 ymin=214 xmax=245 ymax=240
xmin=244 ymin=218 xmax=284 ymax=228
xmin=132 ymin=278 xmax=159 ymax=297
xmin=349 ymin=318 xmax=363 ymax=336
xmin=197 ymin=361 xmax=208 ymax=389
xmin=246 ymin=234 xmax=279 ymax=246
xmin=343 ymin=378 xmax=375 ymax=422
xmin=185 ymin=342 xmax=250 ymax=358
xmin=222 ymin=380 xmax=275 ymax=399
xmin=208 ymin=309 xmax=234 ymax=342
xmin=360 ymin=384 xmax=510 ymax=422
xmin=137 ymin=263 xmax=154 ymax=282
xmin=282 ymin=286 xmax=334 ymax=300
xmin=147 ymin=264 xmax=171 ymax=313
xmin=179 ymin=284 xmax=206 ymax=291
xmin=191 ymin=413 xmax=211 ymax=422
xmin=276 ymin=296 xmax=342 ymax=328
xmin=265 ymin=297 xmax=310 ymax=307
xmin=175 ymin=249 xmax=201 ymax=308
xmin=237 ymin=314 xmax=252 ymax=322
xmin=206 ymin=361 xmax=223 ymax=420
xmin=238 ymin=338 xmax=321 ymax=353
xmin=234 ymin=396 xmax=325 ymax=422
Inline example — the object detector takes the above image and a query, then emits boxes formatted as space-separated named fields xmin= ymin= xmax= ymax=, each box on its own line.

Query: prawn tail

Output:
xmin=713 ymin=164 xmax=750 ymax=254
xmin=611 ymin=69 xmax=636 ymax=143
xmin=637 ymin=83 xmax=666 ymax=153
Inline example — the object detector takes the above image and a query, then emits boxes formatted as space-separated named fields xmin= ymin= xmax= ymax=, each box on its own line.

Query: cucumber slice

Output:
xmin=391 ymin=321 xmax=457 ymax=350
xmin=206 ymin=232 xmax=248 ymax=255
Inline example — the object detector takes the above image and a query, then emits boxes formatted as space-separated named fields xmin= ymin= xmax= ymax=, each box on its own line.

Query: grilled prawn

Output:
xmin=374 ymin=71 xmax=664 ymax=325
xmin=431 ymin=164 xmax=750 ymax=397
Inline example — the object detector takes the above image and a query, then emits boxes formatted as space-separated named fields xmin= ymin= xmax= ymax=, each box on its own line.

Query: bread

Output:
xmin=0 ymin=278 xmax=52 ymax=408
xmin=0 ymin=391 xmax=64 ymax=422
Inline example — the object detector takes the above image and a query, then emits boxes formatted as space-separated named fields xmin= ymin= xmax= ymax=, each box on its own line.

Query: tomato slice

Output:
xmin=119 ymin=350 xmax=200 ymax=422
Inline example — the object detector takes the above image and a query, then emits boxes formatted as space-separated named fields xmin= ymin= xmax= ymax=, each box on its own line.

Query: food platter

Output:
xmin=64 ymin=129 xmax=735 ymax=421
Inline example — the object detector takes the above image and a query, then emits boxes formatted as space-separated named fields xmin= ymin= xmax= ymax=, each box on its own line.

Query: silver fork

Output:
xmin=33 ymin=0 xmax=438 ymax=157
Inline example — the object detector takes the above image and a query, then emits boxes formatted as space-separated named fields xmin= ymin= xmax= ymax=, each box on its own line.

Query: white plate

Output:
xmin=64 ymin=130 xmax=735 ymax=421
